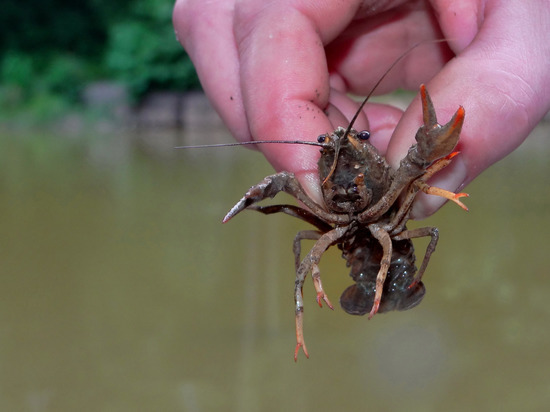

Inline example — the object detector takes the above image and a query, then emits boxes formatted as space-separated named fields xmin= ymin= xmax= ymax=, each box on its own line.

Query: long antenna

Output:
xmin=320 ymin=39 xmax=450 ymax=186
xmin=343 ymin=39 xmax=450 ymax=139
xmin=175 ymin=140 xmax=325 ymax=149
xmin=177 ymin=39 xmax=450 ymax=151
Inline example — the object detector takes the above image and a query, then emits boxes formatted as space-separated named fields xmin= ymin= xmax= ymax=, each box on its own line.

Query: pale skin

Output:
xmin=173 ymin=0 xmax=550 ymax=218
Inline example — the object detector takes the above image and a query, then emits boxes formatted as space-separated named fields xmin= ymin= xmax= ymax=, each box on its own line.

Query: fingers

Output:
xmin=361 ymin=103 xmax=405 ymax=156
xmin=173 ymin=0 xmax=251 ymax=142
xmin=325 ymin=3 xmax=454 ymax=95
xmin=387 ymin=0 xmax=550 ymax=218
xmin=176 ymin=0 xmax=550 ymax=221
xmin=233 ymin=0 xmax=362 ymax=203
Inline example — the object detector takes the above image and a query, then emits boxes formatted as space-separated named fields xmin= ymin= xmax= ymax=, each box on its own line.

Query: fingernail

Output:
xmin=296 ymin=170 xmax=324 ymax=207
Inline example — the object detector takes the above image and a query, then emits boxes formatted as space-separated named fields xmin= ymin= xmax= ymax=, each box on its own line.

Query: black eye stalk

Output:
xmin=357 ymin=130 xmax=370 ymax=141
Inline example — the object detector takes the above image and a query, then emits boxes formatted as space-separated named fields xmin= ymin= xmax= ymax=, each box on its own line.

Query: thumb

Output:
xmin=386 ymin=7 xmax=550 ymax=219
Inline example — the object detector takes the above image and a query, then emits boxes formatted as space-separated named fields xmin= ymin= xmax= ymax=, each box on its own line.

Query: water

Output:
xmin=0 ymin=123 xmax=549 ymax=411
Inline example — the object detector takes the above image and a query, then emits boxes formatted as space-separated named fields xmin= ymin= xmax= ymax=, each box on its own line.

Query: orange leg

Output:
xmin=418 ymin=182 xmax=469 ymax=211
xmin=417 ymin=151 xmax=469 ymax=211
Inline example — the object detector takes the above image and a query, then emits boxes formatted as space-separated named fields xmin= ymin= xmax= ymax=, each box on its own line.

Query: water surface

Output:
xmin=0 ymin=124 xmax=549 ymax=411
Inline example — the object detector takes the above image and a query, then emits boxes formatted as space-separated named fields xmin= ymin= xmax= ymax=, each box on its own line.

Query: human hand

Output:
xmin=173 ymin=0 xmax=550 ymax=218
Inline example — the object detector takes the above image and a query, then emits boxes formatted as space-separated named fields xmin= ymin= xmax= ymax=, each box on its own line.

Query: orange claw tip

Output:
xmin=453 ymin=106 xmax=466 ymax=125
xmin=316 ymin=292 xmax=335 ymax=310
xmin=419 ymin=85 xmax=428 ymax=105
xmin=455 ymin=192 xmax=470 ymax=211
xmin=407 ymin=279 xmax=419 ymax=290
xmin=368 ymin=304 xmax=379 ymax=320
xmin=447 ymin=151 xmax=461 ymax=159
xmin=294 ymin=344 xmax=309 ymax=362
xmin=316 ymin=297 xmax=323 ymax=308
xmin=449 ymin=192 xmax=469 ymax=211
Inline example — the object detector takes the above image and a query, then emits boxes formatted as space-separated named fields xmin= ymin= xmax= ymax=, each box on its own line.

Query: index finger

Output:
xmin=233 ymin=1 xmax=360 ymax=203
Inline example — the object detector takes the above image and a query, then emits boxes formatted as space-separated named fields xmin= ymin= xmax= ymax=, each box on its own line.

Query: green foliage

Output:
xmin=0 ymin=51 xmax=96 ymax=118
xmin=0 ymin=0 xmax=107 ymax=57
xmin=39 ymin=55 xmax=92 ymax=101
xmin=0 ymin=0 xmax=200 ymax=118
xmin=0 ymin=52 xmax=34 ymax=93
xmin=105 ymin=0 xmax=200 ymax=98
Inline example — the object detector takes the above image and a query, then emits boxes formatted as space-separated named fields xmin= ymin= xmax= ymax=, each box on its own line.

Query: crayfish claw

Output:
xmin=222 ymin=196 xmax=248 ymax=223
xmin=222 ymin=172 xmax=292 ymax=223
xmin=415 ymin=85 xmax=465 ymax=164
xmin=420 ymin=84 xmax=437 ymax=127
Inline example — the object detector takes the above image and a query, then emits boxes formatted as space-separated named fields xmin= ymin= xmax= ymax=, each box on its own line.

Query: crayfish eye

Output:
xmin=357 ymin=130 xmax=370 ymax=140
xmin=317 ymin=134 xmax=328 ymax=143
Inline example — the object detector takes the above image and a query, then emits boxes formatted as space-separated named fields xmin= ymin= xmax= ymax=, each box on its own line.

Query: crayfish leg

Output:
xmin=417 ymin=181 xmax=469 ymax=211
xmin=293 ymin=230 xmax=322 ymax=272
xmin=393 ymin=226 xmax=439 ymax=286
xmin=368 ymin=224 xmax=393 ymax=319
xmin=414 ymin=150 xmax=469 ymax=211
xmin=294 ymin=307 xmax=309 ymax=361
xmin=293 ymin=226 xmax=349 ymax=360
xmin=312 ymin=263 xmax=334 ymax=309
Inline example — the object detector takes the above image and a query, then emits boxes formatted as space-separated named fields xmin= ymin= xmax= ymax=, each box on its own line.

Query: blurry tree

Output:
xmin=0 ymin=0 xmax=108 ymax=55
xmin=104 ymin=0 xmax=200 ymax=99
xmin=0 ymin=0 xmax=199 ymax=112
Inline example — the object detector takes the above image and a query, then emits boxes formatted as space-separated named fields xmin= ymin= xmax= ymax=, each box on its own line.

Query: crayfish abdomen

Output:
xmin=339 ymin=229 xmax=425 ymax=315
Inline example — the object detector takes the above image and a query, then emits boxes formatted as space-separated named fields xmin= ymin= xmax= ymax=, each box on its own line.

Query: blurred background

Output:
xmin=2 ymin=1 xmax=550 ymax=411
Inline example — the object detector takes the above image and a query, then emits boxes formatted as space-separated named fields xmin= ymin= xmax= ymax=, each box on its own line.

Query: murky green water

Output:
xmin=1 ymin=124 xmax=549 ymax=411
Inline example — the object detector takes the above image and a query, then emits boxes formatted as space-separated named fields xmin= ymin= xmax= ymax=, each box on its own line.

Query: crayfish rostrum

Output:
xmin=223 ymin=85 xmax=468 ymax=361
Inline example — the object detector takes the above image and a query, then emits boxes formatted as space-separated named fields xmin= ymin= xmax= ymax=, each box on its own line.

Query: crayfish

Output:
xmin=222 ymin=85 xmax=468 ymax=361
